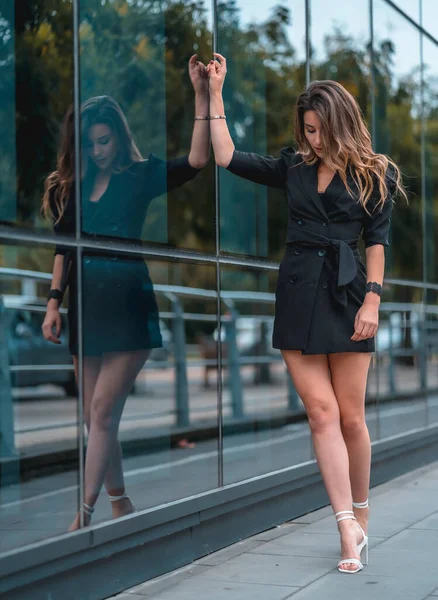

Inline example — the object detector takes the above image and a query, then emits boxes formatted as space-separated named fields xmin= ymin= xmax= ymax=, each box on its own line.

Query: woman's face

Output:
xmin=86 ymin=123 xmax=117 ymax=171
xmin=303 ymin=110 xmax=324 ymax=158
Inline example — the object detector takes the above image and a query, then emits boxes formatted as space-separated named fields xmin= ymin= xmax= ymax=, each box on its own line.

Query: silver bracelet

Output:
xmin=210 ymin=115 xmax=226 ymax=120
xmin=194 ymin=116 xmax=209 ymax=121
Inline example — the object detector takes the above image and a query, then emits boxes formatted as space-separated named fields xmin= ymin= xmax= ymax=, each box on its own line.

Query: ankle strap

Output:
xmin=353 ymin=499 xmax=369 ymax=509
xmin=108 ymin=493 xmax=130 ymax=502
xmin=335 ymin=510 xmax=356 ymax=524
xmin=83 ymin=503 xmax=95 ymax=516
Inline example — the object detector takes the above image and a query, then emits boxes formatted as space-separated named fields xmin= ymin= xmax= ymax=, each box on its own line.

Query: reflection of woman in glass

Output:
xmin=208 ymin=54 xmax=406 ymax=574
xmin=41 ymin=56 xmax=210 ymax=531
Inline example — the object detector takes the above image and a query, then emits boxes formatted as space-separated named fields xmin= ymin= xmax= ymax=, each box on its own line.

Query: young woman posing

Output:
xmin=207 ymin=53 xmax=405 ymax=574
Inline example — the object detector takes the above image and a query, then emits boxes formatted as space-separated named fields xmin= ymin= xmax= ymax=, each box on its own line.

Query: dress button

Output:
xmin=318 ymin=250 xmax=326 ymax=257
xmin=294 ymin=248 xmax=301 ymax=256
xmin=112 ymin=226 xmax=118 ymax=232
xmin=289 ymin=275 xmax=297 ymax=283
xmin=322 ymin=281 xmax=328 ymax=289
xmin=297 ymin=219 xmax=304 ymax=226
xmin=322 ymin=221 xmax=328 ymax=227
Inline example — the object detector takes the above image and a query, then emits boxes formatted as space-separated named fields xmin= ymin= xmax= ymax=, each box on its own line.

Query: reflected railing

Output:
xmin=1 ymin=267 xmax=438 ymax=459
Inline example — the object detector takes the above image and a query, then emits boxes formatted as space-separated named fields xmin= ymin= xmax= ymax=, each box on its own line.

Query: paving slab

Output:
xmin=283 ymin=572 xmax=436 ymax=600
xmin=136 ymin=579 xmax=298 ymax=600
xmin=107 ymin=460 xmax=438 ymax=600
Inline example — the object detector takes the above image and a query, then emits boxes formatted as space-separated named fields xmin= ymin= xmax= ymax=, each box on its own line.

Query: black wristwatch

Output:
xmin=47 ymin=288 xmax=64 ymax=305
xmin=365 ymin=281 xmax=382 ymax=297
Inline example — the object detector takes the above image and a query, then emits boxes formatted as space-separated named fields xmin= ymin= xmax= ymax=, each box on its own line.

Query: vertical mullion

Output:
xmin=305 ymin=0 xmax=311 ymax=85
xmin=72 ymin=0 xmax=85 ymax=527
xmin=212 ymin=0 xmax=224 ymax=489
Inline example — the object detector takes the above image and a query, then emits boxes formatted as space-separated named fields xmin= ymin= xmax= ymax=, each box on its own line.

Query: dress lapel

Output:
xmin=299 ymin=160 xmax=327 ymax=217
xmin=299 ymin=159 xmax=355 ymax=216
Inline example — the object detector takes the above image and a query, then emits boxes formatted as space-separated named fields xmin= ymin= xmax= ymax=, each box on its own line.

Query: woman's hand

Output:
xmin=351 ymin=299 xmax=379 ymax=342
xmin=188 ymin=54 xmax=209 ymax=96
xmin=42 ymin=306 xmax=62 ymax=344
xmin=207 ymin=53 xmax=227 ymax=95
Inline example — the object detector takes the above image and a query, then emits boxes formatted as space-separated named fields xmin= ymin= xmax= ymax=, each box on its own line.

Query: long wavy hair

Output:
xmin=294 ymin=80 xmax=407 ymax=212
xmin=42 ymin=96 xmax=143 ymax=223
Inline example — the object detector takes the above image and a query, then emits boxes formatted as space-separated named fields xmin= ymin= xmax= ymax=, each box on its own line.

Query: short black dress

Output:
xmin=52 ymin=155 xmax=200 ymax=356
xmin=227 ymin=147 xmax=395 ymax=355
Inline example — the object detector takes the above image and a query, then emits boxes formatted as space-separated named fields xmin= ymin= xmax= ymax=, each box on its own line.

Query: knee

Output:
xmin=340 ymin=413 xmax=366 ymax=438
xmin=306 ymin=402 xmax=338 ymax=435
xmin=90 ymin=397 xmax=117 ymax=432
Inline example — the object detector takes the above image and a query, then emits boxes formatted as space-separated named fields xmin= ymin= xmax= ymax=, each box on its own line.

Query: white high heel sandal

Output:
xmin=108 ymin=492 xmax=131 ymax=503
xmin=353 ymin=499 xmax=370 ymax=511
xmin=335 ymin=510 xmax=368 ymax=574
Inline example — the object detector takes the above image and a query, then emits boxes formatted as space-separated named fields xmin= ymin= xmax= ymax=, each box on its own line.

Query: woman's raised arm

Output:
xmin=207 ymin=53 xmax=293 ymax=189
xmin=187 ymin=54 xmax=211 ymax=169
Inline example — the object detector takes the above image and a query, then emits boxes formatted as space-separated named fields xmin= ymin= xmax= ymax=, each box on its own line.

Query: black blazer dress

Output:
xmin=51 ymin=155 xmax=200 ymax=356
xmin=227 ymin=147 xmax=394 ymax=355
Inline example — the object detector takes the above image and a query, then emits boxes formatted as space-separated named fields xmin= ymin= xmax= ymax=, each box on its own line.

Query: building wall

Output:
xmin=0 ymin=0 xmax=437 ymax=583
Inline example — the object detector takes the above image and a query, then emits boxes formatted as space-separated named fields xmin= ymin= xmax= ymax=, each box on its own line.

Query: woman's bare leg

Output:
xmin=329 ymin=352 xmax=372 ymax=534
xmin=69 ymin=350 xmax=148 ymax=530
xmin=73 ymin=356 xmax=128 ymax=518
xmin=281 ymin=350 xmax=363 ymax=571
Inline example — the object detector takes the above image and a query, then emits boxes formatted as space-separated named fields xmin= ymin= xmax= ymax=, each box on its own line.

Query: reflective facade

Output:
xmin=0 ymin=0 xmax=437 ymax=583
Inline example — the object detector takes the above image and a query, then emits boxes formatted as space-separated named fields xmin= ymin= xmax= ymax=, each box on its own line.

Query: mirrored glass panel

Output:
xmin=310 ymin=0 xmax=371 ymax=121
xmin=373 ymin=0 xmax=422 ymax=281
xmin=220 ymin=264 xmax=312 ymax=485
xmin=423 ymin=35 xmax=438 ymax=284
xmin=375 ymin=283 xmax=427 ymax=440
xmin=422 ymin=0 xmax=438 ymax=40
xmin=392 ymin=0 xmax=420 ymax=24
xmin=217 ymin=0 xmax=306 ymax=260
xmin=0 ymin=241 xmax=79 ymax=552
xmin=0 ymin=1 xmax=74 ymax=231
xmin=77 ymin=0 xmax=214 ymax=253
xmin=424 ymin=288 xmax=438 ymax=426
xmin=79 ymin=256 xmax=219 ymax=526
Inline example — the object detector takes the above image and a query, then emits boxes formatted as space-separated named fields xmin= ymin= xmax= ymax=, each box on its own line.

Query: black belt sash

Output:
xmin=287 ymin=232 xmax=358 ymax=307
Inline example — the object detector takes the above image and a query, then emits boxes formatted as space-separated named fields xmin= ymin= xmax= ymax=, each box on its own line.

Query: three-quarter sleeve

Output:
xmin=362 ymin=177 xmax=395 ymax=248
xmin=50 ymin=187 xmax=75 ymax=255
xmin=145 ymin=154 xmax=201 ymax=199
xmin=226 ymin=146 xmax=297 ymax=190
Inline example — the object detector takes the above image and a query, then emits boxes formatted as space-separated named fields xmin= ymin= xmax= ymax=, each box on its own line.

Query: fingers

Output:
xmin=351 ymin=320 xmax=378 ymax=342
xmin=55 ymin=313 xmax=62 ymax=338
xmin=42 ymin=321 xmax=62 ymax=344
xmin=213 ymin=52 xmax=227 ymax=65
xmin=189 ymin=54 xmax=198 ymax=65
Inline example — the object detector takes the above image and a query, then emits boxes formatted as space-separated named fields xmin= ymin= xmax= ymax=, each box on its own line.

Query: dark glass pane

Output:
xmin=375 ymin=283 xmax=427 ymax=439
xmin=217 ymin=0 xmax=306 ymax=260
xmin=310 ymin=0 xmax=372 ymax=121
xmin=373 ymin=1 xmax=422 ymax=282
xmin=0 ymin=240 xmax=79 ymax=552
xmin=0 ymin=1 xmax=74 ymax=231
xmin=219 ymin=264 xmax=312 ymax=485
xmin=423 ymin=36 xmax=438 ymax=283
xmin=77 ymin=0 xmax=214 ymax=253
xmin=80 ymin=255 xmax=219 ymax=523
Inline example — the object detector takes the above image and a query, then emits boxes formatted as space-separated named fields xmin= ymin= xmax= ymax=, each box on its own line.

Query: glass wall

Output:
xmin=0 ymin=0 xmax=437 ymax=566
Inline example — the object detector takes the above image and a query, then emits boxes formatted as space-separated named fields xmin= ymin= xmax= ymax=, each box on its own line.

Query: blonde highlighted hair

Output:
xmin=42 ymin=96 xmax=143 ymax=224
xmin=294 ymin=80 xmax=407 ymax=212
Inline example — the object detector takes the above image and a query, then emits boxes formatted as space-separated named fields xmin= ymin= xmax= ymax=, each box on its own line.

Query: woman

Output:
xmin=207 ymin=54 xmax=406 ymax=574
xmin=42 ymin=55 xmax=210 ymax=531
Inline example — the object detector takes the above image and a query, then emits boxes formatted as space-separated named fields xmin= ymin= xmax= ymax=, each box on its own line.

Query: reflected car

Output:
xmin=3 ymin=295 xmax=77 ymax=395
xmin=3 ymin=296 xmax=172 ymax=396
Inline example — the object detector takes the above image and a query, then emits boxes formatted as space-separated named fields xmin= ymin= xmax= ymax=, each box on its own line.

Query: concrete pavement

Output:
xmin=107 ymin=460 xmax=438 ymax=600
